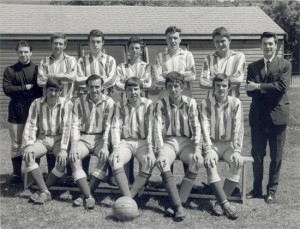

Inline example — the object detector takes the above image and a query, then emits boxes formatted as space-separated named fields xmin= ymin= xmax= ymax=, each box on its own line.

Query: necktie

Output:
xmin=266 ymin=60 xmax=271 ymax=76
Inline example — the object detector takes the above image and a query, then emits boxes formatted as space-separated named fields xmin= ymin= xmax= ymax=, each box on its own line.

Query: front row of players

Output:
xmin=22 ymin=72 xmax=244 ymax=221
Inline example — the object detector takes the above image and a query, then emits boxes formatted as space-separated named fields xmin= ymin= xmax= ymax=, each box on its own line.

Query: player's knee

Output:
xmin=109 ymin=157 xmax=124 ymax=170
xmin=226 ymin=174 xmax=240 ymax=183
xmin=72 ymin=169 xmax=87 ymax=182
xmin=156 ymin=157 xmax=171 ymax=172
xmin=26 ymin=163 xmax=39 ymax=173
xmin=206 ymin=168 xmax=221 ymax=184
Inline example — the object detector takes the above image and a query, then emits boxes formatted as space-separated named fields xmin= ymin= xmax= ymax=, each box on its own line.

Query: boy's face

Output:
xmin=87 ymin=78 xmax=102 ymax=102
xmin=126 ymin=85 xmax=141 ymax=104
xmin=46 ymin=87 xmax=60 ymax=104
xmin=213 ymin=35 xmax=231 ymax=53
xmin=167 ymin=81 xmax=183 ymax=100
xmin=166 ymin=32 xmax=181 ymax=52
xmin=214 ymin=80 xmax=230 ymax=99
xmin=261 ymin=37 xmax=277 ymax=60
xmin=128 ymin=43 xmax=142 ymax=59
xmin=51 ymin=38 xmax=67 ymax=55
xmin=17 ymin=46 xmax=32 ymax=65
xmin=89 ymin=36 xmax=104 ymax=53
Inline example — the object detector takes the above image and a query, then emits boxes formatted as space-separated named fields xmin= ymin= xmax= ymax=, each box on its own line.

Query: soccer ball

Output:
xmin=112 ymin=196 xmax=138 ymax=221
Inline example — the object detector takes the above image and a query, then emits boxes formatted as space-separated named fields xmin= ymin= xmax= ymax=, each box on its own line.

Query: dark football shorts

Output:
xmin=8 ymin=101 xmax=32 ymax=124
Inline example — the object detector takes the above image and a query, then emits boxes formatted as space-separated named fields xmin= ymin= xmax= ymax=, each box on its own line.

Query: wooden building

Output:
xmin=0 ymin=4 xmax=286 ymax=117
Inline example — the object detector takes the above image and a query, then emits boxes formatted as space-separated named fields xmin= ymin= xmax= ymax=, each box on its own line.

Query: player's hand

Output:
xmin=156 ymin=155 xmax=168 ymax=172
xmin=25 ymin=84 xmax=34 ymax=90
xmin=230 ymin=151 xmax=243 ymax=170
xmin=57 ymin=150 xmax=68 ymax=167
xmin=144 ymin=148 xmax=156 ymax=169
xmin=193 ymin=147 xmax=204 ymax=166
xmin=245 ymin=81 xmax=259 ymax=91
xmin=109 ymin=148 xmax=120 ymax=166
xmin=98 ymin=147 xmax=109 ymax=162
xmin=69 ymin=146 xmax=79 ymax=163
xmin=204 ymin=148 xmax=217 ymax=168
xmin=23 ymin=145 xmax=35 ymax=162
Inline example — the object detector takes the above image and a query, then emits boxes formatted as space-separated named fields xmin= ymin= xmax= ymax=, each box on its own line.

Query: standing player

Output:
xmin=154 ymin=72 xmax=202 ymax=222
xmin=37 ymin=32 xmax=77 ymax=99
xmin=200 ymin=27 xmax=246 ymax=98
xmin=245 ymin=32 xmax=291 ymax=204
xmin=75 ymin=29 xmax=116 ymax=98
xmin=22 ymin=78 xmax=72 ymax=204
xmin=70 ymin=74 xmax=115 ymax=210
xmin=115 ymin=36 xmax=153 ymax=101
xmin=154 ymin=26 xmax=196 ymax=98
xmin=199 ymin=73 xmax=243 ymax=220
xmin=109 ymin=77 xmax=155 ymax=198
xmin=3 ymin=40 xmax=43 ymax=184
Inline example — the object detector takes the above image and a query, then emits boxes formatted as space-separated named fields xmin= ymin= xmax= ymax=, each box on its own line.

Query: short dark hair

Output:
xmin=260 ymin=32 xmax=278 ymax=44
xmin=127 ymin=36 xmax=145 ymax=51
xmin=88 ymin=29 xmax=105 ymax=42
xmin=212 ymin=27 xmax=231 ymax=41
xmin=46 ymin=78 xmax=63 ymax=90
xmin=165 ymin=71 xmax=185 ymax=89
xmin=212 ymin=73 xmax=231 ymax=88
xmin=15 ymin=40 xmax=32 ymax=52
xmin=165 ymin=26 xmax=181 ymax=36
xmin=125 ymin=77 xmax=143 ymax=90
xmin=50 ymin=32 xmax=67 ymax=45
xmin=86 ymin=74 xmax=104 ymax=86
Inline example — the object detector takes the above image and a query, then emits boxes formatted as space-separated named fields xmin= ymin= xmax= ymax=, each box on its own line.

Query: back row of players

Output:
xmin=2 ymin=26 xmax=280 ymax=222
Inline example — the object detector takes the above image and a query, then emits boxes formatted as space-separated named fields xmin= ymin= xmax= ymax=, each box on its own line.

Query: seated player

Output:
xmin=109 ymin=77 xmax=155 ymax=199
xmin=199 ymin=73 xmax=244 ymax=220
xmin=69 ymin=74 xmax=115 ymax=210
xmin=115 ymin=36 xmax=153 ymax=101
xmin=154 ymin=72 xmax=203 ymax=222
xmin=22 ymin=78 xmax=73 ymax=204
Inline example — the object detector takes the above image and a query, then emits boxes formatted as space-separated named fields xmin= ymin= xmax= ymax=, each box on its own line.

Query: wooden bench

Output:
xmin=24 ymin=156 xmax=254 ymax=204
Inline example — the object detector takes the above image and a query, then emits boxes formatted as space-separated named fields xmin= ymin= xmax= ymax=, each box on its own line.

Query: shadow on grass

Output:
xmin=0 ymin=174 xmax=24 ymax=198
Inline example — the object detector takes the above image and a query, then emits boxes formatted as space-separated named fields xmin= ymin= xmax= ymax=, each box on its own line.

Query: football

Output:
xmin=112 ymin=196 xmax=138 ymax=221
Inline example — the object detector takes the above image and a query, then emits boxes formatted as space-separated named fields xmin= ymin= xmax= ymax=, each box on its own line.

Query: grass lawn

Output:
xmin=1 ymin=88 xmax=300 ymax=229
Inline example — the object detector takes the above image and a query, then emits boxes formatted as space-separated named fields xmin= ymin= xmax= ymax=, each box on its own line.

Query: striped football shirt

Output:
xmin=199 ymin=95 xmax=244 ymax=152
xmin=23 ymin=97 xmax=73 ymax=150
xmin=111 ymin=97 xmax=154 ymax=148
xmin=71 ymin=94 xmax=115 ymax=144
xmin=200 ymin=50 xmax=246 ymax=98
xmin=75 ymin=53 xmax=116 ymax=96
xmin=154 ymin=48 xmax=196 ymax=89
xmin=38 ymin=53 xmax=77 ymax=99
xmin=154 ymin=95 xmax=201 ymax=149
xmin=115 ymin=61 xmax=153 ymax=91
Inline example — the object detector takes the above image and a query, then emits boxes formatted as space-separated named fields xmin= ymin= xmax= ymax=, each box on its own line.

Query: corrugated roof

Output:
xmin=0 ymin=4 xmax=285 ymax=36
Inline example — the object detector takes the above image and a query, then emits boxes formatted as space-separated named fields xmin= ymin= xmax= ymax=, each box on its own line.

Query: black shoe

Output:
xmin=246 ymin=190 xmax=262 ymax=199
xmin=265 ymin=193 xmax=276 ymax=204
xmin=173 ymin=206 xmax=186 ymax=222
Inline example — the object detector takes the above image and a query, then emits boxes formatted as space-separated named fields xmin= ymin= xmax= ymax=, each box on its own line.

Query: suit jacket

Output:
xmin=246 ymin=56 xmax=291 ymax=127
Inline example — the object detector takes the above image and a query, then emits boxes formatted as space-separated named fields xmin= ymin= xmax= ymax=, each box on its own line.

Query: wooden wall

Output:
xmin=0 ymin=38 xmax=283 ymax=117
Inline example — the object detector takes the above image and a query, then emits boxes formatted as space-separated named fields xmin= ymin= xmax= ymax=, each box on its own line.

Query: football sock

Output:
xmin=223 ymin=179 xmax=238 ymax=197
xmin=210 ymin=181 xmax=227 ymax=204
xmin=89 ymin=175 xmax=102 ymax=193
xmin=130 ymin=171 xmax=149 ymax=198
xmin=113 ymin=168 xmax=131 ymax=197
xmin=29 ymin=167 xmax=48 ymax=192
xmin=179 ymin=170 xmax=198 ymax=203
xmin=45 ymin=172 xmax=58 ymax=187
xmin=76 ymin=177 xmax=91 ymax=198
xmin=162 ymin=171 xmax=181 ymax=208
xmin=11 ymin=156 xmax=22 ymax=177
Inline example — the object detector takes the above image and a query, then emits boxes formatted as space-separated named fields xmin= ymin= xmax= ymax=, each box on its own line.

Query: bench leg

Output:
xmin=242 ymin=164 xmax=246 ymax=205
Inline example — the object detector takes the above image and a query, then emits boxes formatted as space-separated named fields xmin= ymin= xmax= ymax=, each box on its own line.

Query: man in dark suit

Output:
xmin=245 ymin=32 xmax=291 ymax=204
